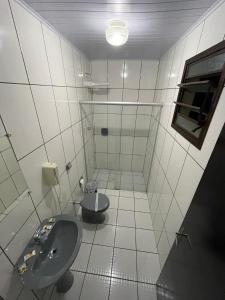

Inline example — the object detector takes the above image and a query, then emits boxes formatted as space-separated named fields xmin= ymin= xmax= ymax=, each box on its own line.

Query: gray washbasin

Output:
xmin=16 ymin=214 xmax=82 ymax=292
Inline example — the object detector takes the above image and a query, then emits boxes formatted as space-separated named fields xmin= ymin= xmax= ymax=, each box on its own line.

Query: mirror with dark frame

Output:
xmin=172 ymin=40 xmax=225 ymax=149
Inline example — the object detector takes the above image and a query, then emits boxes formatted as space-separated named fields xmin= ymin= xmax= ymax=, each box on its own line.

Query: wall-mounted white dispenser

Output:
xmin=42 ymin=162 xmax=59 ymax=186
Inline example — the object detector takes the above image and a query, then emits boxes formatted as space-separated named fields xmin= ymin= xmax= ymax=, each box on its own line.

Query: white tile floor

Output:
xmin=49 ymin=189 xmax=159 ymax=300
xmin=92 ymin=169 xmax=147 ymax=192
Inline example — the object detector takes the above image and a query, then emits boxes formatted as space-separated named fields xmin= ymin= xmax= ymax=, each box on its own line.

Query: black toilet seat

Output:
xmin=80 ymin=193 xmax=110 ymax=223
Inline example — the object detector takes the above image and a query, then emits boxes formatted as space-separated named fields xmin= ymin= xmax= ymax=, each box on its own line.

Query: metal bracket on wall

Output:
xmin=176 ymin=228 xmax=192 ymax=249
xmin=173 ymin=101 xmax=200 ymax=111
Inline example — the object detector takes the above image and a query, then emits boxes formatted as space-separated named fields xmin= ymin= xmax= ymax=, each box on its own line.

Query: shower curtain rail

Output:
xmin=79 ymin=101 xmax=163 ymax=107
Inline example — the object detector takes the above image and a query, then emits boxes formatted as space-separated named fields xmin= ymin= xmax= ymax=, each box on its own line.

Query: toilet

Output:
xmin=80 ymin=192 xmax=110 ymax=224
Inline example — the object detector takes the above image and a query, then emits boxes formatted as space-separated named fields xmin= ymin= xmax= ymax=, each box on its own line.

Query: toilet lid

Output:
xmin=80 ymin=193 xmax=110 ymax=213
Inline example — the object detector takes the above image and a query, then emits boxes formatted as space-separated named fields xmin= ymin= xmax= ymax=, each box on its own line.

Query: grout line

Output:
xmin=80 ymin=101 xmax=92 ymax=182
xmin=107 ymin=192 xmax=119 ymax=300
xmin=143 ymin=106 xmax=154 ymax=188
xmin=81 ymin=241 xmax=158 ymax=255
xmin=15 ymin=287 xmax=24 ymax=300
xmin=153 ymin=61 xmax=161 ymax=100
xmin=0 ymin=81 xmax=172 ymax=91
xmin=0 ymin=155 xmax=21 ymax=192
xmin=134 ymin=197 xmax=140 ymax=299
xmin=28 ymin=192 xmax=42 ymax=224
xmin=196 ymin=20 xmax=206 ymax=54
xmin=74 ymin=269 xmax=158 ymax=287
xmin=95 ymin=151 xmax=147 ymax=156
xmin=106 ymin=59 xmax=109 ymax=171
xmin=78 ymin=219 xmax=99 ymax=300
xmin=146 ymin=109 xmax=162 ymax=193
xmin=135 ymin=60 xmax=143 ymax=176
xmin=118 ymin=61 xmax=125 ymax=178
xmin=16 ymin=142 xmax=46 ymax=162
xmin=59 ymin=37 xmax=78 ymax=199
xmin=94 ymin=111 xmax=153 ymax=116
xmin=0 ymin=245 xmax=15 ymax=267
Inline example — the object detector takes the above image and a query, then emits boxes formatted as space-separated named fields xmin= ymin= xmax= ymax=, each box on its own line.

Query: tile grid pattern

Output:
xmin=148 ymin=0 xmax=225 ymax=270
xmin=148 ymin=101 xmax=203 ymax=268
xmin=93 ymin=106 xmax=153 ymax=174
xmin=12 ymin=20 xmax=91 ymax=209
xmin=91 ymin=60 xmax=159 ymax=175
xmin=0 ymin=1 xmax=94 ymax=299
xmin=0 ymin=0 xmax=224 ymax=298
xmin=51 ymin=189 xmax=159 ymax=300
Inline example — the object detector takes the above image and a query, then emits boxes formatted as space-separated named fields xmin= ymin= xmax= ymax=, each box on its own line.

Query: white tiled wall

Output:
xmin=1 ymin=0 xmax=225 ymax=294
xmin=0 ymin=120 xmax=28 ymax=215
xmin=91 ymin=60 xmax=159 ymax=176
xmin=148 ymin=0 xmax=225 ymax=270
xmin=0 ymin=0 xmax=93 ymax=298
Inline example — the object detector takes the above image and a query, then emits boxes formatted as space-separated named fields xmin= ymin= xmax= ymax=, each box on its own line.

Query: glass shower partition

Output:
xmin=80 ymin=101 xmax=162 ymax=193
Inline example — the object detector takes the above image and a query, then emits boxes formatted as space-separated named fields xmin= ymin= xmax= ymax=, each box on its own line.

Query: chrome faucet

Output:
xmin=33 ymin=223 xmax=54 ymax=245
xmin=33 ymin=228 xmax=48 ymax=245
xmin=33 ymin=229 xmax=42 ymax=244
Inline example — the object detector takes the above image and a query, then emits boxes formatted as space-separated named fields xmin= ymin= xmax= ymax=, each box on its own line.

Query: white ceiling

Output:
xmin=23 ymin=0 xmax=218 ymax=59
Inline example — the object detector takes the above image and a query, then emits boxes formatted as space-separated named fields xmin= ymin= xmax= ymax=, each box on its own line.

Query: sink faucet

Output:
xmin=33 ymin=222 xmax=55 ymax=246
xmin=33 ymin=230 xmax=42 ymax=244
xmin=33 ymin=228 xmax=47 ymax=245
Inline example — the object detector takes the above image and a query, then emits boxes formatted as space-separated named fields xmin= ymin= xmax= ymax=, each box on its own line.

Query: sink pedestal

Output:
xmin=56 ymin=270 xmax=74 ymax=293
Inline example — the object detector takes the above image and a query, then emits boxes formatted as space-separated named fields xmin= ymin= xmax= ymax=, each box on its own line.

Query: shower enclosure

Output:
xmin=80 ymin=101 xmax=162 ymax=192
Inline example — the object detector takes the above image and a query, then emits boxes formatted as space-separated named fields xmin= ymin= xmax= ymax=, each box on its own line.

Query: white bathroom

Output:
xmin=0 ymin=0 xmax=225 ymax=299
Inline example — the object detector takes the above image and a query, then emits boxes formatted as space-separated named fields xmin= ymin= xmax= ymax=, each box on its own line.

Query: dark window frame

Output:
xmin=172 ymin=40 xmax=225 ymax=150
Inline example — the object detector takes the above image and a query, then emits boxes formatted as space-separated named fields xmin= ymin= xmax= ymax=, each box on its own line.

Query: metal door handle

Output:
xmin=176 ymin=229 xmax=192 ymax=249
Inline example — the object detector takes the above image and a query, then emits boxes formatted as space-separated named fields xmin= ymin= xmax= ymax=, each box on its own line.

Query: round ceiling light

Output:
xmin=105 ymin=20 xmax=129 ymax=47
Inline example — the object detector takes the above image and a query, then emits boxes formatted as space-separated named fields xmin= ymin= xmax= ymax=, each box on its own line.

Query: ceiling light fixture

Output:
xmin=105 ymin=20 xmax=129 ymax=47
